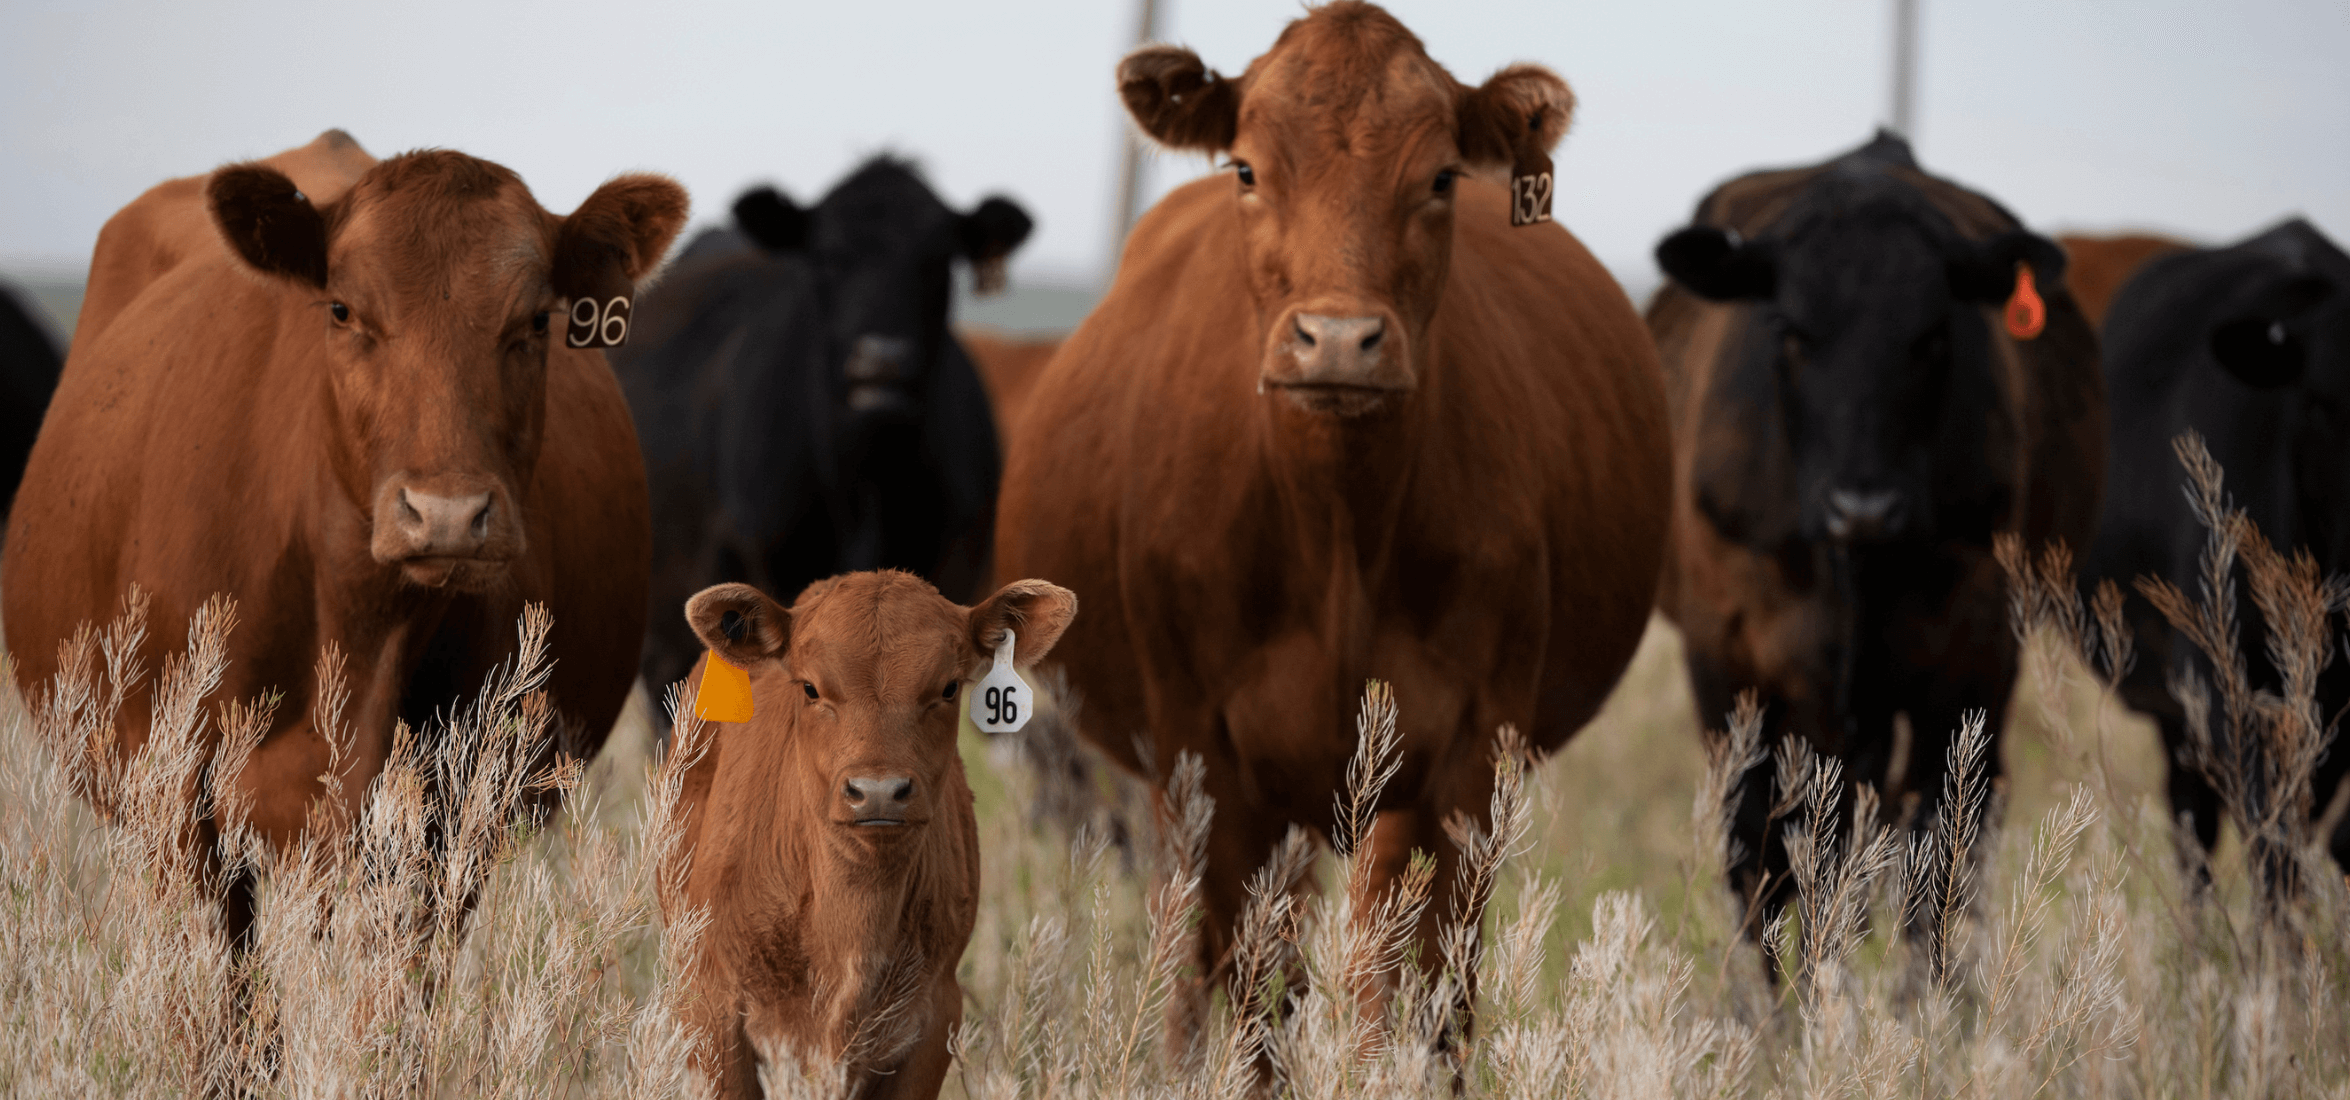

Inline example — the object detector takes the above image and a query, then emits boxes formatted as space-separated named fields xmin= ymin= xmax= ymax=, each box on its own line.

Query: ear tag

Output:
xmin=1509 ymin=146 xmax=1554 ymax=227
xmin=694 ymin=650 xmax=755 ymax=723
xmin=2004 ymin=262 xmax=2046 ymax=340
xmin=969 ymin=628 xmax=1030 ymax=734
xmin=567 ymin=293 xmax=633 ymax=348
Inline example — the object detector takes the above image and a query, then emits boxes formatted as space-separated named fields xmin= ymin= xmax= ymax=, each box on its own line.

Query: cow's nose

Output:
xmin=396 ymin=488 xmax=494 ymax=557
xmin=1291 ymin=314 xmax=1387 ymax=381
xmin=1824 ymin=488 xmax=1905 ymax=542
xmin=842 ymin=775 xmax=916 ymax=824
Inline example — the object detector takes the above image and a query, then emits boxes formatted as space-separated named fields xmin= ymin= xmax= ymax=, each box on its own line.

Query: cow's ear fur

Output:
xmin=734 ymin=187 xmax=809 ymax=252
xmin=1658 ymin=226 xmax=1777 ymax=301
xmin=1120 ymin=45 xmax=1239 ymax=153
xmin=961 ymin=196 xmax=1033 ymax=264
xmin=967 ymin=580 xmax=1078 ymax=672
xmin=210 ymin=164 xmax=330 ymax=287
xmin=1457 ymin=64 xmax=1574 ymax=171
xmin=553 ymin=174 xmax=689 ymax=301
xmin=1950 ymin=229 xmax=2067 ymax=304
xmin=2209 ymin=274 xmax=2334 ymax=389
xmin=685 ymin=582 xmax=792 ymax=668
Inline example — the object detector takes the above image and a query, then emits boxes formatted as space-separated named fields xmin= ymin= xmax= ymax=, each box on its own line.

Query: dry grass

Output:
xmin=4 ymin=471 xmax=2349 ymax=1095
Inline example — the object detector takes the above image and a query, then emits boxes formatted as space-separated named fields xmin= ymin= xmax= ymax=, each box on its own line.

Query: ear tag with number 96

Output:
xmin=970 ymin=628 xmax=1029 ymax=733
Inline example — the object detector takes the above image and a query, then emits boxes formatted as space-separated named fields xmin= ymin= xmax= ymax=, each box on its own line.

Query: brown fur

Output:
xmin=955 ymin=327 xmax=1062 ymax=444
xmin=663 ymin=571 xmax=1075 ymax=1099
xmin=997 ymin=1 xmax=1670 ymax=1002
xmin=2058 ymin=232 xmax=2192 ymax=329
xmin=3 ymin=135 xmax=684 ymax=925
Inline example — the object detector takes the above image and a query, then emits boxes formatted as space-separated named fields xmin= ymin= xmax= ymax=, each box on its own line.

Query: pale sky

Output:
xmin=3 ymin=0 xmax=2345 ymax=286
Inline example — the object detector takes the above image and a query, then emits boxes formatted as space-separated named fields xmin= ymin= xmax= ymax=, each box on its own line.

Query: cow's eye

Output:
xmin=531 ymin=311 xmax=550 ymax=334
xmin=802 ymin=681 xmax=819 ymax=702
xmin=1234 ymin=162 xmax=1256 ymax=187
xmin=330 ymin=302 xmax=350 ymax=324
xmin=1433 ymin=169 xmax=1456 ymax=195
xmin=941 ymin=681 xmax=959 ymax=700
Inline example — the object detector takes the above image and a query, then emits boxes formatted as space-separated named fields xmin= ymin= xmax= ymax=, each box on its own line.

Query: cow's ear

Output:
xmin=209 ymin=164 xmax=330 ymax=287
xmin=967 ymin=579 xmax=1078 ymax=671
xmin=961 ymin=196 xmax=1033 ymax=296
xmin=1658 ymin=226 xmax=1776 ymax=301
xmin=1457 ymin=64 xmax=1574 ymax=172
xmin=734 ymin=187 xmax=808 ymax=252
xmin=1951 ymin=229 xmax=2067 ymax=303
xmin=2209 ymin=274 xmax=2333 ymax=389
xmin=1119 ymin=45 xmax=1239 ymax=153
xmin=685 ymin=582 xmax=792 ymax=668
xmin=553 ymin=174 xmax=689 ymax=301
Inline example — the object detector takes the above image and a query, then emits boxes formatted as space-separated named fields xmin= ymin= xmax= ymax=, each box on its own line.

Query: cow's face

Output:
xmin=1117 ymin=3 xmax=1571 ymax=417
xmin=685 ymin=572 xmax=1074 ymax=856
xmin=731 ymin=160 xmax=1030 ymax=430
xmin=209 ymin=152 xmax=685 ymax=590
xmin=1658 ymin=175 xmax=2062 ymax=548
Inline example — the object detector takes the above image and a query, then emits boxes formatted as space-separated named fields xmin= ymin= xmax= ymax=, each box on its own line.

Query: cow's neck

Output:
xmin=1254 ymin=385 xmax=1430 ymax=623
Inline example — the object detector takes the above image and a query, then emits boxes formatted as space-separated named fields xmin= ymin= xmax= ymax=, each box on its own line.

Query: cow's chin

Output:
xmin=396 ymin=556 xmax=508 ymax=592
xmin=1268 ymin=382 xmax=1404 ymax=418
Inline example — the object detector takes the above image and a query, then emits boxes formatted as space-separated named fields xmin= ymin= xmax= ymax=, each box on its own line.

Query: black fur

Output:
xmin=2081 ymin=217 xmax=2350 ymax=880
xmin=0 ymin=280 xmax=62 ymax=523
xmin=207 ymin=164 xmax=329 ymax=287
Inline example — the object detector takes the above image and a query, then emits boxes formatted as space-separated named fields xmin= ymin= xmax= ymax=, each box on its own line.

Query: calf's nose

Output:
xmin=1824 ymin=488 xmax=1905 ymax=543
xmin=396 ymin=488 xmax=494 ymax=557
xmin=842 ymin=775 xmax=916 ymax=823
xmin=1290 ymin=314 xmax=1387 ymax=382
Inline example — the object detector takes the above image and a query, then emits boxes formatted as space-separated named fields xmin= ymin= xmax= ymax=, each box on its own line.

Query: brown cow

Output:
xmin=994 ymin=1 xmax=1671 ymax=1007
xmin=3 ymin=132 xmax=684 ymax=933
xmin=2058 ymin=232 xmax=2191 ymax=328
xmin=662 ymin=571 xmax=1076 ymax=1099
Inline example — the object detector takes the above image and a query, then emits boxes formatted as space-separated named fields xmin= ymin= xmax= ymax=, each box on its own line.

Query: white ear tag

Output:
xmin=970 ymin=628 xmax=1030 ymax=733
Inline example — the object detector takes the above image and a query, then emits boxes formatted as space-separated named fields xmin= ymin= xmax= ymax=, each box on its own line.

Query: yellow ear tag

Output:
xmin=695 ymin=651 xmax=755 ymax=723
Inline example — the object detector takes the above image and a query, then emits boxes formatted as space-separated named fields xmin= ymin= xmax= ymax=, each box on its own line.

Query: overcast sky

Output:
xmin=3 ymin=0 xmax=2344 ymax=286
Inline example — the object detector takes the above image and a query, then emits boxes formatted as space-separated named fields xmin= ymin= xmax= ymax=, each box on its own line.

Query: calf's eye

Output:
xmin=330 ymin=302 xmax=350 ymax=324
xmin=942 ymin=681 xmax=959 ymax=700
xmin=802 ymin=682 xmax=819 ymax=701
xmin=1433 ymin=169 xmax=1456 ymax=195
xmin=531 ymin=311 xmax=550 ymax=334
xmin=1234 ymin=163 xmax=1256 ymax=187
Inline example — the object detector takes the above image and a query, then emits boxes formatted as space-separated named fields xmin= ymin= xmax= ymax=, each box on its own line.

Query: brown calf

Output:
xmin=4 ymin=132 xmax=683 ymax=932
xmin=2057 ymin=232 xmax=2192 ymax=328
xmin=662 ymin=570 xmax=1075 ymax=1099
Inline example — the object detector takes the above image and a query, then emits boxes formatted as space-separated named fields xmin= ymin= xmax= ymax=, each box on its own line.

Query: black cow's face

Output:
xmin=1659 ymin=178 xmax=2062 ymax=549
xmin=733 ymin=160 xmax=1031 ymax=431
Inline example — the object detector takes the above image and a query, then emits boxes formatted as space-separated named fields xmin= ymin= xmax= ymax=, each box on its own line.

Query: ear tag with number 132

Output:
xmin=970 ymin=628 xmax=1030 ymax=733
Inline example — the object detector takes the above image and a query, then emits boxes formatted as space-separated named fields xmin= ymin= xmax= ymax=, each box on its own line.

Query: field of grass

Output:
xmin=1 ymin=569 xmax=2346 ymax=1095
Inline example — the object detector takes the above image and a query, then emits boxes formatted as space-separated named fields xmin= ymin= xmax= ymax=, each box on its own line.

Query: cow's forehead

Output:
xmin=791 ymin=575 xmax=965 ymax=692
xmin=811 ymin=160 xmax=958 ymax=258
xmin=332 ymin=155 xmax=551 ymax=299
xmin=1241 ymin=21 xmax=1455 ymax=157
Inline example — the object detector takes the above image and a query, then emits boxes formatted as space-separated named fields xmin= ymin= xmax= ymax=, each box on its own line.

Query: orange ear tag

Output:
xmin=2004 ymin=262 xmax=2046 ymax=340
xmin=694 ymin=651 xmax=755 ymax=723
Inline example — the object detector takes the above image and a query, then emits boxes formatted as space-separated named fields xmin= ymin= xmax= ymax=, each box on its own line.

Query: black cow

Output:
xmin=1648 ymin=133 xmax=2103 ymax=938
xmin=2082 ymin=217 xmax=2350 ymax=879
xmin=613 ymin=157 xmax=1032 ymax=700
xmin=0 ymin=278 xmax=63 ymax=524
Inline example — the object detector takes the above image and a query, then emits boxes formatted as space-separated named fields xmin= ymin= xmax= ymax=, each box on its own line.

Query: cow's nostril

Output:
xmin=1360 ymin=327 xmax=1383 ymax=352
xmin=890 ymin=779 xmax=914 ymax=803
xmin=843 ymin=780 xmax=865 ymax=805
xmin=397 ymin=489 xmax=422 ymax=526
xmin=1295 ymin=319 xmax=1317 ymax=347
xmin=469 ymin=499 xmax=492 ymax=541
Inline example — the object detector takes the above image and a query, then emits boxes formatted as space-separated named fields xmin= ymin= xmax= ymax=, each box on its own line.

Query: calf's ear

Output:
xmin=1457 ymin=64 xmax=1574 ymax=172
xmin=209 ymin=164 xmax=330 ymax=287
xmin=685 ymin=582 xmax=792 ymax=668
xmin=1120 ymin=45 xmax=1239 ymax=153
xmin=967 ymin=580 xmax=1078 ymax=671
xmin=734 ymin=187 xmax=809 ymax=252
xmin=1950 ymin=229 xmax=2067 ymax=303
xmin=1657 ymin=226 xmax=1776 ymax=301
xmin=553 ymin=174 xmax=690 ymax=302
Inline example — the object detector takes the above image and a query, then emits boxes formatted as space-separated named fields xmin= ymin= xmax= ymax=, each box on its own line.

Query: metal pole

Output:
xmin=1889 ymin=0 xmax=1919 ymax=139
xmin=1108 ymin=0 xmax=1164 ymax=277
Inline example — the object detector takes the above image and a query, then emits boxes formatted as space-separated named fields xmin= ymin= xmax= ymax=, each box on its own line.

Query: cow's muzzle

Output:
xmin=1261 ymin=311 xmax=1412 ymax=416
xmin=1823 ymin=488 xmax=1908 ymax=544
xmin=372 ymin=477 xmax=523 ymax=587
xmin=840 ymin=773 xmax=919 ymax=828
xmin=843 ymin=334 xmax=917 ymax=418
